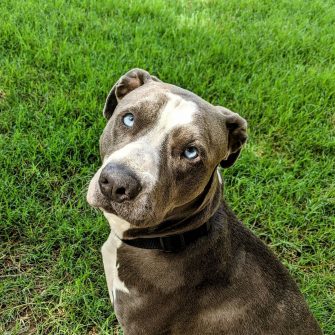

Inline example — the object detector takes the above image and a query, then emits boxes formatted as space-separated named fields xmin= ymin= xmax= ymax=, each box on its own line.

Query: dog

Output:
xmin=87 ymin=68 xmax=322 ymax=334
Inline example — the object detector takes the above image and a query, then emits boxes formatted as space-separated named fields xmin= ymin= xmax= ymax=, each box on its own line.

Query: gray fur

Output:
xmin=87 ymin=69 xmax=321 ymax=334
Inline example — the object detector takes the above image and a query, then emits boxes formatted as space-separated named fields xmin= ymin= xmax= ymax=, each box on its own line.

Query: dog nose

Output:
xmin=98 ymin=163 xmax=142 ymax=203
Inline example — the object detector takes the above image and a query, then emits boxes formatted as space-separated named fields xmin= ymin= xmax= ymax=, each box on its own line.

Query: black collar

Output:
xmin=121 ymin=221 xmax=211 ymax=253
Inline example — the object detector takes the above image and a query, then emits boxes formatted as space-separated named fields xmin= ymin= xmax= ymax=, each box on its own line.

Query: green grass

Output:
xmin=0 ymin=0 xmax=334 ymax=334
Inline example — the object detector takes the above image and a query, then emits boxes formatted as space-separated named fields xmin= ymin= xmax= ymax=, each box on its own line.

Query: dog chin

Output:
xmin=106 ymin=195 xmax=158 ymax=227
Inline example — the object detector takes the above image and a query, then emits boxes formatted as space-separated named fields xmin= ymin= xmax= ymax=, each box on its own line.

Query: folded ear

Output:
xmin=103 ymin=68 xmax=161 ymax=120
xmin=217 ymin=107 xmax=247 ymax=168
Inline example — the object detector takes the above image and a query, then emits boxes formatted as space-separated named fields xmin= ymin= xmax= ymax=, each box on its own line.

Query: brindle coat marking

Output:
xmin=87 ymin=69 xmax=321 ymax=334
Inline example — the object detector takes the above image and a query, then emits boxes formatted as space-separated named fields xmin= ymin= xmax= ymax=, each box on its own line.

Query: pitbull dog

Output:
xmin=87 ymin=68 xmax=321 ymax=335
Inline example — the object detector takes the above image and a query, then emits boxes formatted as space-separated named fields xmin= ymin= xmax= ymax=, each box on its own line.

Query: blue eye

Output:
xmin=123 ymin=113 xmax=134 ymax=127
xmin=183 ymin=147 xmax=199 ymax=160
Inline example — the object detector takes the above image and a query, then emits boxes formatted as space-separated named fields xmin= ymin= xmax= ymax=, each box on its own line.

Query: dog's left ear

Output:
xmin=103 ymin=68 xmax=161 ymax=120
xmin=217 ymin=107 xmax=247 ymax=168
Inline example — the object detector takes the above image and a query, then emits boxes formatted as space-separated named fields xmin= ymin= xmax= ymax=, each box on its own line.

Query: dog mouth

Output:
xmin=87 ymin=167 xmax=160 ymax=226
xmin=98 ymin=192 xmax=158 ymax=226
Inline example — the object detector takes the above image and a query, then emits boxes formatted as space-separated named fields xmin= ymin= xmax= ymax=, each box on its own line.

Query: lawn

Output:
xmin=0 ymin=0 xmax=334 ymax=334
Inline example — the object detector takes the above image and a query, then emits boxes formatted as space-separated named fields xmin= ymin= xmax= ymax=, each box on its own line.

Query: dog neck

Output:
xmin=120 ymin=168 xmax=222 ymax=240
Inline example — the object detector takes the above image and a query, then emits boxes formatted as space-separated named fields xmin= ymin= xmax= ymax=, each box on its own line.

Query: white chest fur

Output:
xmin=101 ymin=232 xmax=129 ymax=305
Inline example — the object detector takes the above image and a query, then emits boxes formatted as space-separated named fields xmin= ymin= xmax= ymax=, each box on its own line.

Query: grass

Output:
xmin=0 ymin=0 xmax=334 ymax=334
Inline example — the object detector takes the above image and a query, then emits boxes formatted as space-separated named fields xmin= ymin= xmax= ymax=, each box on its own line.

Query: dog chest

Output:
xmin=101 ymin=233 xmax=130 ymax=306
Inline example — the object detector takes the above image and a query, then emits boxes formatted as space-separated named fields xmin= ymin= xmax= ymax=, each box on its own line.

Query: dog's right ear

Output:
xmin=103 ymin=68 xmax=161 ymax=120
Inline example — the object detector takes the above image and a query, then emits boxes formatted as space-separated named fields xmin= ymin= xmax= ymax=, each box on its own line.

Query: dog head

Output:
xmin=87 ymin=69 xmax=247 ymax=232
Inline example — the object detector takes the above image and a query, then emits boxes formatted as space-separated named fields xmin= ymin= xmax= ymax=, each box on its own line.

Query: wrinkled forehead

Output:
xmin=99 ymin=82 xmax=225 ymax=164
xmin=114 ymin=82 xmax=216 ymax=136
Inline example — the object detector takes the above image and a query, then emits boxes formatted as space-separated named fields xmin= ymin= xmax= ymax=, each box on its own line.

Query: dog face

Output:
xmin=87 ymin=69 xmax=247 ymax=229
